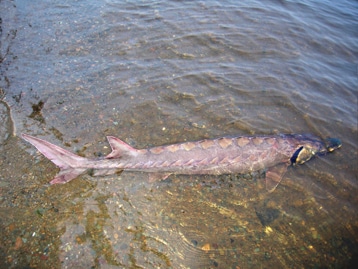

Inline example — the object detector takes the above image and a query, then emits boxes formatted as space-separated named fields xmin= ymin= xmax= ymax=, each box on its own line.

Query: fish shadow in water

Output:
xmin=255 ymin=207 xmax=281 ymax=226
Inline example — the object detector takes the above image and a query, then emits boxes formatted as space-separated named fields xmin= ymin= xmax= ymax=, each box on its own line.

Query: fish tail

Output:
xmin=22 ymin=134 xmax=88 ymax=184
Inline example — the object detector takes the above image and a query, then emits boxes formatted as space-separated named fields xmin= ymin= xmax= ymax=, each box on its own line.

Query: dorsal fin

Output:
xmin=105 ymin=136 xmax=138 ymax=159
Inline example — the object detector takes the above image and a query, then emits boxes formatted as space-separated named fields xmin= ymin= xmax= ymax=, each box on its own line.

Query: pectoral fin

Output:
xmin=265 ymin=163 xmax=288 ymax=192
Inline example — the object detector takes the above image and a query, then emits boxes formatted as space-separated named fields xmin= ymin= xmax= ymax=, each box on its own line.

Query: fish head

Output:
xmin=287 ymin=134 xmax=342 ymax=165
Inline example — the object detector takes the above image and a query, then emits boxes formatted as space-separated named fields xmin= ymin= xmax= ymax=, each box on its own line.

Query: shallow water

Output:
xmin=0 ymin=0 xmax=357 ymax=268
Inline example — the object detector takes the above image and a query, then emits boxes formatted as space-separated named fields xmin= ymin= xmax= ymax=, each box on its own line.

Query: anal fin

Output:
xmin=91 ymin=169 xmax=123 ymax=177
xmin=50 ymin=168 xmax=87 ymax=184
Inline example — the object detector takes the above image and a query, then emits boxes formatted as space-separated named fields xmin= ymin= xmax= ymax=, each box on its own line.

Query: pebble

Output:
xmin=311 ymin=228 xmax=318 ymax=239
xmin=14 ymin=237 xmax=23 ymax=250
xmin=201 ymin=243 xmax=211 ymax=252
xmin=8 ymin=223 xmax=15 ymax=232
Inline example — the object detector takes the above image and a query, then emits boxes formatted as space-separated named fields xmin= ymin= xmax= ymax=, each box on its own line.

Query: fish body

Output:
xmin=22 ymin=133 xmax=341 ymax=192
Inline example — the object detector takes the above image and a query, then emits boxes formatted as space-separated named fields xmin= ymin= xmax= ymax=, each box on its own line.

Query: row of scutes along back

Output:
xmin=147 ymin=136 xmax=278 ymax=155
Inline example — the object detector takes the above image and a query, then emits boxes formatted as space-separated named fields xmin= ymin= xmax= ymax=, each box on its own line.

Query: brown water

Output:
xmin=1 ymin=0 xmax=357 ymax=268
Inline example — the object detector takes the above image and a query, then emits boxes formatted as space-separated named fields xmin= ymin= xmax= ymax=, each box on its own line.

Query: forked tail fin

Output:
xmin=22 ymin=134 xmax=87 ymax=184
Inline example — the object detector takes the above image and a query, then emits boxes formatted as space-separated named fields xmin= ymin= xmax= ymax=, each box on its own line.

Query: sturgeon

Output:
xmin=22 ymin=133 xmax=341 ymax=192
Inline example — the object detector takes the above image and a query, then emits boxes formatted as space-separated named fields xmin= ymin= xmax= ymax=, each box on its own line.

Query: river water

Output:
xmin=0 ymin=0 xmax=357 ymax=268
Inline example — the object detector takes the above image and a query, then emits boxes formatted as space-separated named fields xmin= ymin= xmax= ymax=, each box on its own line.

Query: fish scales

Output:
xmin=21 ymin=133 xmax=342 ymax=192
xmin=115 ymin=136 xmax=286 ymax=174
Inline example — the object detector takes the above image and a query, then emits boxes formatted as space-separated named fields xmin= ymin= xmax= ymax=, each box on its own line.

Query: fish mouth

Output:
xmin=325 ymin=138 xmax=342 ymax=152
